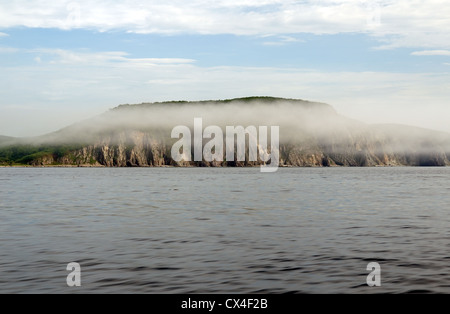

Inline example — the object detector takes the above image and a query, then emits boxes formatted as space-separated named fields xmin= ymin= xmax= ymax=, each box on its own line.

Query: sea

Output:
xmin=0 ymin=167 xmax=449 ymax=293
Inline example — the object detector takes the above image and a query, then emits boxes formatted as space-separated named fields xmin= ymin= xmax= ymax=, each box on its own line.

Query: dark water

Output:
xmin=0 ymin=167 xmax=449 ymax=294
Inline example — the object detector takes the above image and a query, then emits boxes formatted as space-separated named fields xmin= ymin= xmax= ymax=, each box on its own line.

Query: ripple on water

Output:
xmin=0 ymin=167 xmax=449 ymax=293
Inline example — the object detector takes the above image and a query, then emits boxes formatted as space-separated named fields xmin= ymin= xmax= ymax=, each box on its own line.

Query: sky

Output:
xmin=0 ymin=0 xmax=449 ymax=137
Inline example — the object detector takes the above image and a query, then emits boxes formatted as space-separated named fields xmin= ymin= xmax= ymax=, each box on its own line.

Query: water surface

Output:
xmin=0 ymin=167 xmax=449 ymax=293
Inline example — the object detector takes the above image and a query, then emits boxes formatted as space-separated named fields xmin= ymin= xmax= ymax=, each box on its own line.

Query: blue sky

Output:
xmin=0 ymin=1 xmax=449 ymax=136
xmin=2 ymin=28 xmax=445 ymax=72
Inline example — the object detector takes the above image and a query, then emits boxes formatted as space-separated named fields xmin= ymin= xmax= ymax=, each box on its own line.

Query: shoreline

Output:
xmin=0 ymin=164 xmax=446 ymax=168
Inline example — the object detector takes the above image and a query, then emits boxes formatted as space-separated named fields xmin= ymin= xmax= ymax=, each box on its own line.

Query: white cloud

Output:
xmin=262 ymin=35 xmax=304 ymax=46
xmin=0 ymin=32 xmax=8 ymax=37
xmin=411 ymin=50 xmax=450 ymax=56
xmin=0 ymin=1 xmax=450 ymax=49
xmin=30 ymin=48 xmax=195 ymax=66
xmin=0 ymin=46 xmax=18 ymax=53
xmin=1 ymin=48 xmax=450 ymax=136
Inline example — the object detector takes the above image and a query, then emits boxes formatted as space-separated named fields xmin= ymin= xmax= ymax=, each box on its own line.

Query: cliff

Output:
xmin=21 ymin=130 xmax=450 ymax=167
xmin=1 ymin=97 xmax=449 ymax=167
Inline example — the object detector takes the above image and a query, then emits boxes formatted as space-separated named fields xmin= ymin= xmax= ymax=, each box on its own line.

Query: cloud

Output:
xmin=411 ymin=50 xmax=450 ymax=56
xmin=262 ymin=35 xmax=304 ymax=46
xmin=0 ymin=1 xmax=450 ymax=49
xmin=0 ymin=32 xmax=8 ymax=37
xmin=30 ymin=48 xmax=195 ymax=66
xmin=0 ymin=46 xmax=18 ymax=53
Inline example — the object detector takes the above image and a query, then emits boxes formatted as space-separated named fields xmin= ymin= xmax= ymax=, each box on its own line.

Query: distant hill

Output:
xmin=1 ymin=97 xmax=449 ymax=167
xmin=0 ymin=135 xmax=16 ymax=146
xmin=0 ymin=135 xmax=14 ymax=141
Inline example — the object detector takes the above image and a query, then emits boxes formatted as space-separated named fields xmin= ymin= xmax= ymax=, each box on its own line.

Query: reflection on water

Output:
xmin=0 ymin=167 xmax=449 ymax=293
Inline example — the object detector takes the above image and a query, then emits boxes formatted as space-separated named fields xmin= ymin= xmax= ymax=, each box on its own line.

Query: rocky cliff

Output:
xmin=27 ymin=129 xmax=450 ymax=167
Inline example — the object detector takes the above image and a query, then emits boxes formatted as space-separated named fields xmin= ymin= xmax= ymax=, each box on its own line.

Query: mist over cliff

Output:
xmin=1 ymin=97 xmax=449 ymax=167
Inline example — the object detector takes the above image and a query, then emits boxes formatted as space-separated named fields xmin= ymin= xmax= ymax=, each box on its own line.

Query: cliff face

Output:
xmin=28 ymin=130 xmax=450 ymax=167
xmin=3 ymin=97 xmax=450 ymax=167
xmin=28 ymin=132 xmax=171 ymax=167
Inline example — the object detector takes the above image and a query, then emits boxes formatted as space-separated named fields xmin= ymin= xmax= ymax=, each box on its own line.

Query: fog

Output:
xmin=36 ymin=100 xmax=348 ymax=142
xmin=17 ymin=99 xmax=448 ymax=156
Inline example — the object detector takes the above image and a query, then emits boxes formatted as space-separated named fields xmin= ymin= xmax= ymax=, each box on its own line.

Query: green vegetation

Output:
xmin=0 ymin=144 xmax=83 ymax=165
xmin=16 ymin=151 xmax=52 ymax=164
xmin=111 ymin=96 xmax=306 ymax=111
xmin=221 ymin=96 xmax=298 ymax=103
